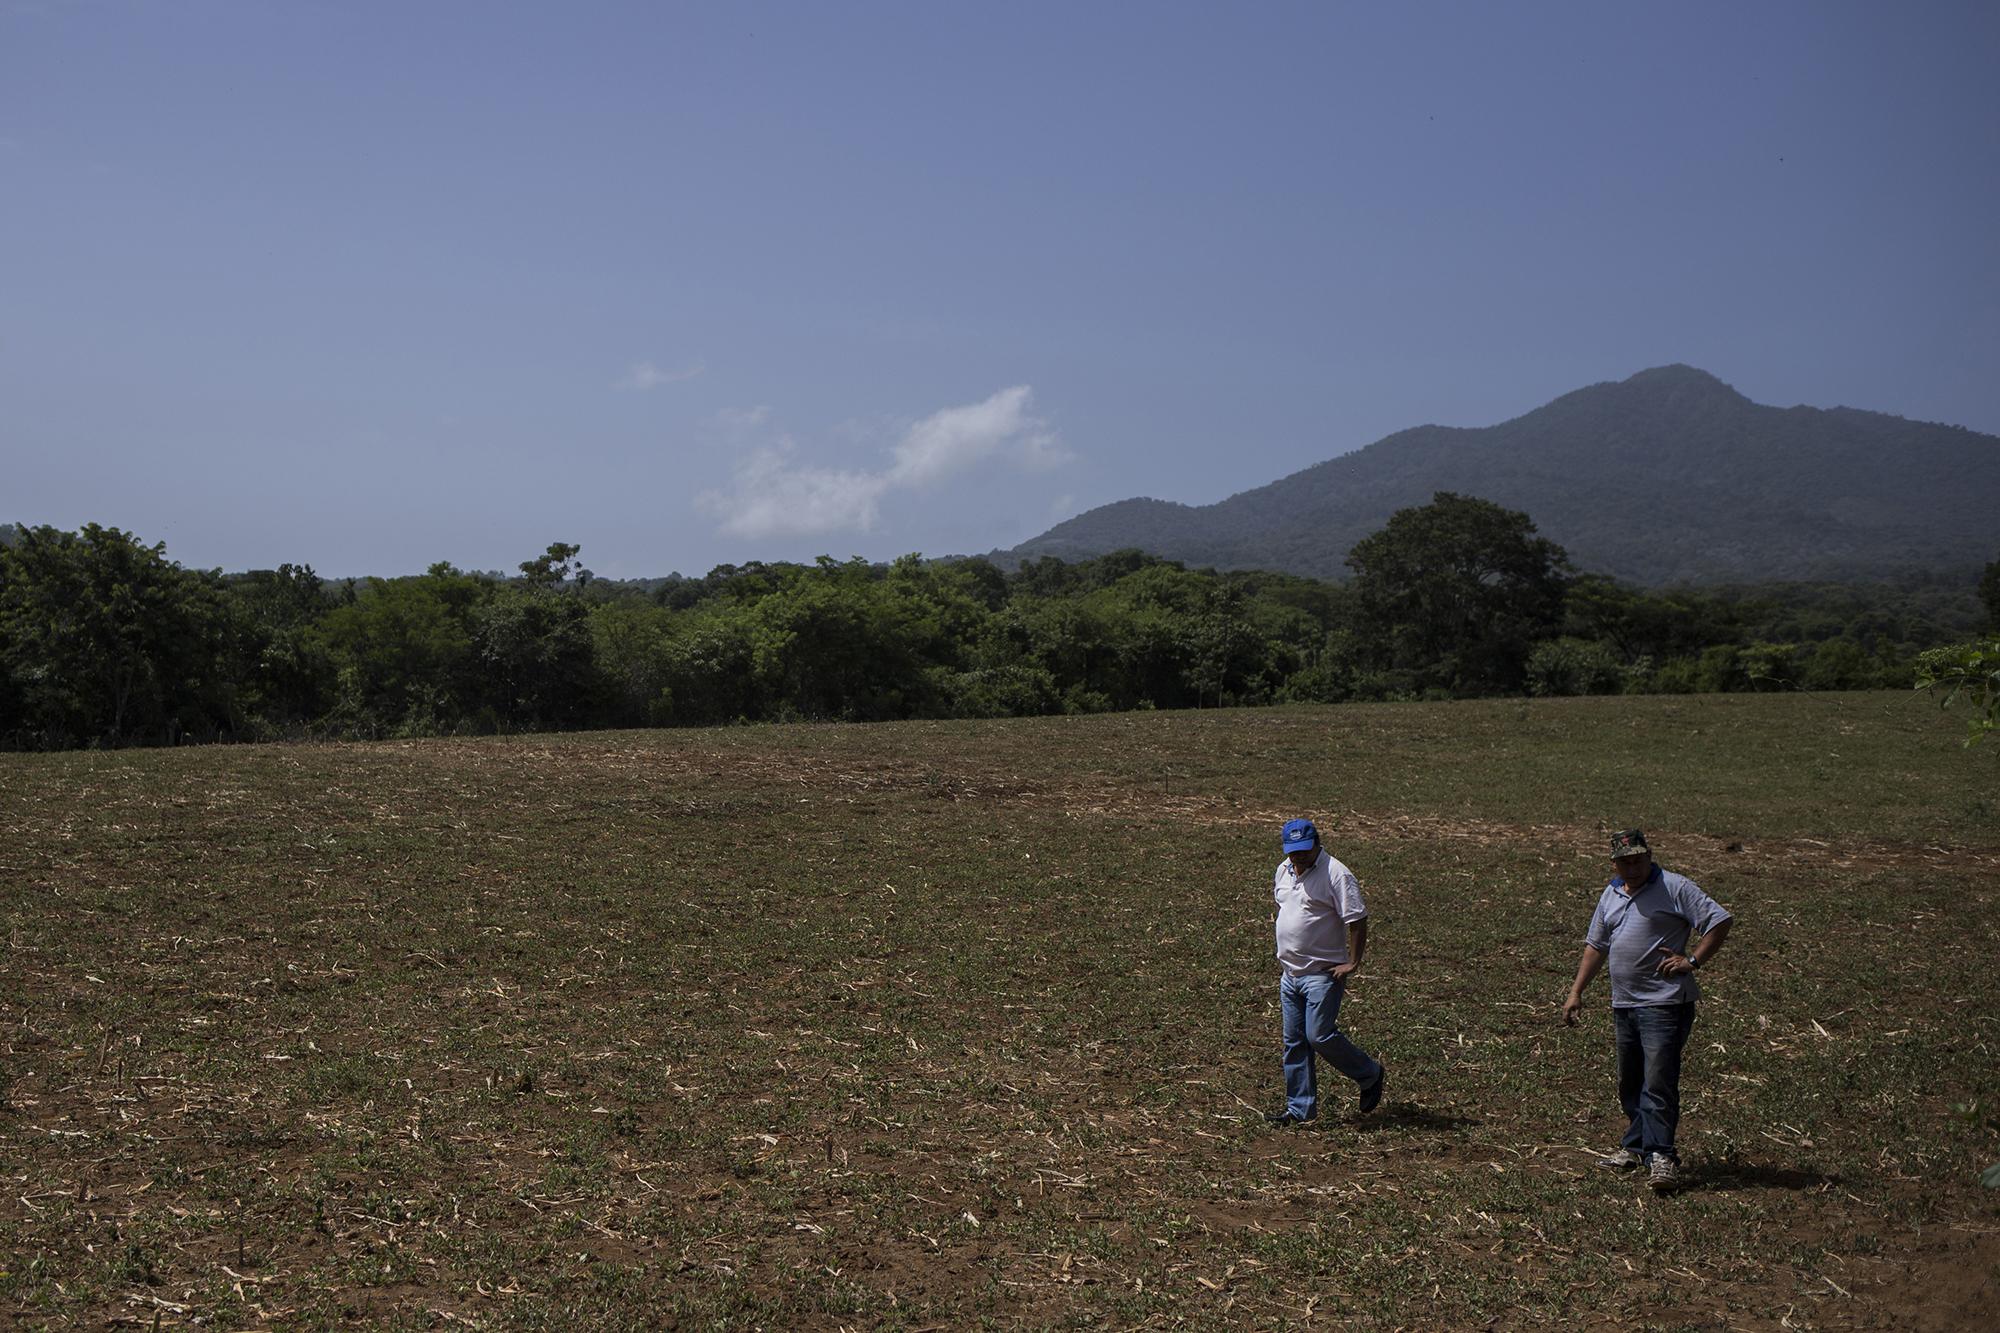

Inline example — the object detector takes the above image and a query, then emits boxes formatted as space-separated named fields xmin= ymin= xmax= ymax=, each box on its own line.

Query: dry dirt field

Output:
xmin=4 ymin=692 xmax=1997 ymax=1328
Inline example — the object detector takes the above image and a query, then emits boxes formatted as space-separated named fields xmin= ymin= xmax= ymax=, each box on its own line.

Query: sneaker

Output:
xmin=1357 ymin=1069 xmax=1386 ymax=1114
xmin=1646 ymin=1153 xmax=1680 ymax=1192
xmin=1596 ymin=1148 xmax=1641 ymax=1171
xmin=1265 ymin=1110 xmax=1308 ymax=1126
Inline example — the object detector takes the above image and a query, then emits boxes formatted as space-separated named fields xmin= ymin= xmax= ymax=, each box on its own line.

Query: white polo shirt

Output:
xmin=1273 ymin=850 xmax=1368 ymax=977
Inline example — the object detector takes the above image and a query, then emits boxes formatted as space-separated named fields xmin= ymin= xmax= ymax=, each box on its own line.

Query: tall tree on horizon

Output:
xmin=1345 ymin=493 xmax=1572 ymax=696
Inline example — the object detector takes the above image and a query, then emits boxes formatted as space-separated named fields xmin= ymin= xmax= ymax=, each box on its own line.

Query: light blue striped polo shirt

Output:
xmin=1584 ymin=866 xmax=1732 ymax=1007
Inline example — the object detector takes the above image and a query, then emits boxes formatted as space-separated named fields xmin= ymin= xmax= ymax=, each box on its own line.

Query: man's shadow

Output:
xmin=1687 ymin=1161 xmax=1837 ymax=1192
xmin=1352 ymin=1103 xmax=1475 ymax=1134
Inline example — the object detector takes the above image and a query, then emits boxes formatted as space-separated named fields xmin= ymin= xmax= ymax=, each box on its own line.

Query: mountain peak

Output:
xmin=1617 ymin=364 xmax=1748 ymax=401
xmin=1624 ymin=363 xmax=1727 ymax=387
xmin=1002 ymin=368 xmax=1998 ymax=584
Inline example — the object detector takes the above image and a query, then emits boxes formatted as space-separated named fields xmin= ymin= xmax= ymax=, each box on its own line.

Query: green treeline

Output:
xmin=1 ymin=496 xmax=1991 ymax=750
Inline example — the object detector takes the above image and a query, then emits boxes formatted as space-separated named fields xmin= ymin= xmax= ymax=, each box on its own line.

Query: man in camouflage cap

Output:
xmin=1561 ymin=829 xmax=1734 ymax=1192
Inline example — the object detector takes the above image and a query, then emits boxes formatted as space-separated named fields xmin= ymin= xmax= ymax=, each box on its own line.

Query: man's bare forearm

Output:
xmin=1569 ymin=945 xmax=1606 ymax=996
xmin=1691 ymin=918 xmax=1731 ymax=967
xmin=1562 ymin=945 xmax=1607 ymax=1024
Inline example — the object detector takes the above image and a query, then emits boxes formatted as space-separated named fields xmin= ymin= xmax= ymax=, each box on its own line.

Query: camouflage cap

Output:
xmin=1609 ymin=828 xmax=1650 ymax=858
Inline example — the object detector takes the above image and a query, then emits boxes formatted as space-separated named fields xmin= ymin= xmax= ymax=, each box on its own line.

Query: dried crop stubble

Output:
xmin=1 ymin=692 xmax=1996 ymax=1328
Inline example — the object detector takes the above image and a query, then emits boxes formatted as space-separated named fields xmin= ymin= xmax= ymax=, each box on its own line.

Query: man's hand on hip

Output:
xmin=1654 ymin=947 xmax=1697 ymax=977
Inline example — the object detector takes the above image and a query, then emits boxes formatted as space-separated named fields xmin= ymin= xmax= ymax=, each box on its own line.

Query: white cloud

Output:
xmin=616 ymin=359 xmax=706 ymax=391
xmin=888 ymin=384 xmax=1064 ymax=484
xmin=697 ymin=444 xmax=888 ymax=539
xmin=698 ymin=386 xmax=1073 ymax=542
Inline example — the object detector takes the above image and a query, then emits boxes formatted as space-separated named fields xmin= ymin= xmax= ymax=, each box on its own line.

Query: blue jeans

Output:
xmin=1280 ymin=971 xmax=1382 ymax=1119
xmin=1613 ymin=1002 xmax=1696 ymax=1161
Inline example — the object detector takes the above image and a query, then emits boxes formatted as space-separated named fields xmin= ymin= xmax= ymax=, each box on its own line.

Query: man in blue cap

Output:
xmin=1266 ymin=817 xmax=1386 ymax=1125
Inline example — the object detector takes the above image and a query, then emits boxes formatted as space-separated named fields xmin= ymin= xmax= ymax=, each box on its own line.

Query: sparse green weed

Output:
xmin=2 ymin=693 xmax=1994 ymax=1326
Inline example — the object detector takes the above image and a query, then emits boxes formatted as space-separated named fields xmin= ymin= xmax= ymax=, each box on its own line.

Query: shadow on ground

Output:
xmin=1353 ymin=1102 xmax=1476 ymax=1134
xmin=1692 ymin=1161 xmax=1837 ymax=1192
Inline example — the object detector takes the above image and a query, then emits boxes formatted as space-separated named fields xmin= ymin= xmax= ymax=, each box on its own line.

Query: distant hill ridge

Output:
xmin=1001 ymin=365 xmax=2000 ymax=585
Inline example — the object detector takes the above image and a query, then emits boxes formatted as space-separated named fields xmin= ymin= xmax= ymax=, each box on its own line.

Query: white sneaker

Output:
xmin=1646 ymin=1153 xmax=1680 ymax=1192
xmin=1596 ymin=1147 xmax=1641 ymax=1170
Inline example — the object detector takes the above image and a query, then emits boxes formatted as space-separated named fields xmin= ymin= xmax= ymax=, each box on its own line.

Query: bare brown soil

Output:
xmin=4 ymin=703 xmax=1998 ymax=1328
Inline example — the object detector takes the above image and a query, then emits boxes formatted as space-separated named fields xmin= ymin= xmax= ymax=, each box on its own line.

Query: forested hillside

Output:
xmin=1006 ymin=366 xmax=2000 ymax=585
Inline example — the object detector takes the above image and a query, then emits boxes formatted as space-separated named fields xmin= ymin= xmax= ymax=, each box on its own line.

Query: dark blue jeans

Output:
xmin=1613 ymin=1002 xmax=1696 ymax=1161
xmin=1280 ymin=971 xmax=1383 ymax=1119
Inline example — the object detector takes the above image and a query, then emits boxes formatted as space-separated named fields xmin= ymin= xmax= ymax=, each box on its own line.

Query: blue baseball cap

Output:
xmin=1281 ymin=818 xmax=1319 ymax=852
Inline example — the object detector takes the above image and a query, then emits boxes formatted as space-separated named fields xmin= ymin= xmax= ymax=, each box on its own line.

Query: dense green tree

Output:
xmin=1009 ymin=555 xmax=1084 ymax=599
xmin=653 ymin=608 xmax=763 ymax=723
xmin=473 ymin=586 xmax=597 ymax=728
xmin=1739 ymin=642 xmax=1800 ymax=692
xmin=1082 ymin=563 xmax=1206 ymax=708
xmin=1980 ymin=558 xmax=2000 ymax=632
xmin=1800 ymin=638 xmax=1874 ymax=690
xmin=944 ymin=556 xmax=1010 ymax=612
xmin=1224 ymin=568 xmax=1349 ymax=635
xmin=659 ymin=561 xmax=787 ymax=611
xmin=1525 ymin=637 xmax=1626 ymax=697
xmin=462 ymin=542 xmax=601 ymax=728
xmin=744 ymin=559 xmax=943 ymax=720
xmin=1000 ymin=597 xmax=1120 ymax=712
xmin=589 ymin=600 xmax=678 ymax=726
xmin=1561 ymin=574 xmax=1730 ymax=663
xmin=0 ymin=524 xmax=238 ymax=745
xmin=227 ymin=564 xmax=336 ymax=729
xmin=1081 ymin=548 xmax=1171 ymax=591
xmin=1692 ymin=645 xmax=1746 ymax=693
xmin=519 ymin=541 xmax=590 ymax=591
xmin=882 ymin=554 xmax=1000 ymax=665
xmin=1255 ymin=577 xmax=1365 ymax=703
xmin=230 ymin=563 xmax=329 ymax=627
xmin=1346 ymin=493 xmax=1573 ymax=695
xmin=313 ymin=565 xmax=488 ymax=736
xmin=1177 ymin=583 xmax=1270 ymax=708
xmin=941 ymin=664 xmax=1062 ymax=718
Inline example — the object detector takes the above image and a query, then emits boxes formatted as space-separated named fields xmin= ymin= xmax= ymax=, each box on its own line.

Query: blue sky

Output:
xmin=5 ymin=1 xmax=1996 ymax=579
